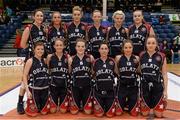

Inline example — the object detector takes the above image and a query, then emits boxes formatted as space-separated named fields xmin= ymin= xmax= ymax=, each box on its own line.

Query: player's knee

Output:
xmin=50 ymin=107 xmax=57 ymax=113
xmin=154 ymin=110 xmax=163 ymax=118
xmin=141 ymin=110 xmax=150 ymax=116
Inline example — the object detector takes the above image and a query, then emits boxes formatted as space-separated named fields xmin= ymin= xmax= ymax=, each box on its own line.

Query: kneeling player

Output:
xmin=68 ymin=38 xmax=94 ymax=114
xmin=140 ymin=36 xmax=168 ymax=118
xmin=47 ymin=38 xmax=69 ymax=113
xmin=93 ymin=42 xmax=116 ymax=117
xmin=23 ymin=42 xmax=50 ymax=117
xmin=115 ymin=40 xmax=139 ymax=116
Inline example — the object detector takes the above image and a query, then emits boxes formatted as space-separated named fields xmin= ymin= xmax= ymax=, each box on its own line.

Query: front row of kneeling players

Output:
xmin=23 ymin=36 xmax=168 ymax=117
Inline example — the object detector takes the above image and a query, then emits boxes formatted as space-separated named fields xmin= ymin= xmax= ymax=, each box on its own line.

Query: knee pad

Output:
xmin=130 ymin=102 xmax=139 ymax=116
xmin=115 ymin=98 xmax=123 ymax=116
xmin=41 ymin=97 xmax=50 ymax=115
xmin=140 ymin=99 xmax=150 ymax=113
xmin=106 ymin=100 xmax=116 ymax=117
xmin=69 ymin=94 xmax=79 ymax=114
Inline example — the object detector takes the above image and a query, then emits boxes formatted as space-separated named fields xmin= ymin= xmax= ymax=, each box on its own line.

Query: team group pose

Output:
xmin=17 ymin=6 xmax=168 ymax=118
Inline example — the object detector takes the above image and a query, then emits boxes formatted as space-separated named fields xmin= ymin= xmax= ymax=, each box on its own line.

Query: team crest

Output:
xmin=141 ymin=27 xmax=146 ymax=32
xmin=156 ymin=56 xmax=161 ymax=61
xmin=109 ymin=60 xmax=114 ymax=65
xmin=81 ymin=25 xmax=85 ymax=30
xmin=86 ymin=57 xmax=90 ymax=62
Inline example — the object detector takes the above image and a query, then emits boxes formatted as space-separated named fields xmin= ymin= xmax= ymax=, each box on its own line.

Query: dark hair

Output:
xmin=75 ymin=38 xmax=87 ymax=46
xmin=33 ymin=41 xmax=44 ymax=50
xmin=33 ymin=9 xmax=44 ymax=16
xmin=121 ymin=39 xmax=133 ymax=54
xmin=99 ymin=41 xmax=109 ymax=49
xmin=54 ymin=38 xmax=65 ymax=46
xmin=50 ymin=11 xmax=62 ymax=26
xmin=145 ymin=36 xmax=159 ymax=51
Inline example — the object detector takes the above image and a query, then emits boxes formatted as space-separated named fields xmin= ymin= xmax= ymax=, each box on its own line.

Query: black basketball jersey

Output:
xmin=71 ymin=54 xmax=92 ymax=87
xmin=48 ymin=25 xmax=66 ymax=53
xmin=129 ymin=24 xmax=150 ymax=55
xmin=140 ymin=51 xmax=165 ymax=83
xmin=118 ymin=55 xmax=139 ymax=86
xmin=67 ymin=22 xmax=87 ymax=55
xmin=28 ymin=24 xmax=48 ymax=55
xmin=108 ymin=26 xmax=127 ymax=56
xmin=29 ymin=57 xmax=49 ymax=88
xmin=93 ymin=57 xmax=115 ymax=91
xmin=87 ymin=25 xmax=107 ymax=53
xmin=49 ymin=53 xmax=68 ymax=87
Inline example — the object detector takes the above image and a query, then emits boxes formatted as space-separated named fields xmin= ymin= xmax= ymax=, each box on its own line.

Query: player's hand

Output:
xmin=163 ymin=90 xmax=168 ymax=100
xmin=27 ymin=89 xmax=32 ymax=99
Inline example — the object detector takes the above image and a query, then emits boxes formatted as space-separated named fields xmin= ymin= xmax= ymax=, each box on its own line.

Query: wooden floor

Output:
xmin=1 ymin=100 xmax=180 ymax=119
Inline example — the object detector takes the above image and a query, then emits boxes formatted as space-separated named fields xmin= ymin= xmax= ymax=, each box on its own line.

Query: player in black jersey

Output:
xmin=87 ymin=10 xmax=107 ymax=59
xmin=66 ymin=6 xmax=87 ymax=56
xmin=46 ymin=38 xmax=69 ymax=114
xmin=17 ymin=9 xmax=47 ymax=114
xmin=68 ymin=38 xmax=94 ymax=115
xmin=48 ymin=11 xmax=67 ymax=53
xmin=139 ymin=36 xmax=168 ymax=118
xmin=129 ymin=10 xmax=155 ymax=56
xmin=115 ymin=40 xmax=139 ymax=116
xmin=93 ymin=42 xmax=116 ymax=117
xmin=107 ymin=10 xmax=128 ymax=58
xmin=23 ymin=42 xmax=50 ymax=117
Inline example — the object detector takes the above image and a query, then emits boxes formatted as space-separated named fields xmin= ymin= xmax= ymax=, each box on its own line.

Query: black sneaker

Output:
xmin=17 ymin=102 xmax=25 ymax=114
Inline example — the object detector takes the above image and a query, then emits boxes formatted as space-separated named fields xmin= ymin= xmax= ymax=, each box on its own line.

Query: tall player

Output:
xmin=115 ymin=40 xmax=139 ymax=116
xmin=140 ymin=36 xmax=168 ymax=118
xmin=93 ymin=42 xmax=116 ymax=117
xmin=87 ymin=10 xmax=107 ymax=59
xmin=47 ymin=38 xmax=69 ymax=113
xmin=23 ymin=41 xmax=50 ymax=116
xmin=68 ymin=38 xmax=94 ymax=114
xmin=66 ymin=6 xmax=87 ymax=56
xmin=17 ymin=9 xmax=48 ymax=114
xmin=107 ymin=10 xmax=128 ymax=58
xmin=129 ymin=10 xmax=155 ymax=56
xmin=48 ymin=11 xmax=66 ymax=53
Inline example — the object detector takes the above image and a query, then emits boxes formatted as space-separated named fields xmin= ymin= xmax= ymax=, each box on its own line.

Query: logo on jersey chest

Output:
xmin=68 ymin=33 xmax=85 ymax=39
xmin=33 ymin=67 xmax=48 ymax=75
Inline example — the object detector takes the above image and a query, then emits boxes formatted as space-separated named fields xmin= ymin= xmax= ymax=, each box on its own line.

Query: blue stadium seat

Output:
xmin=159 ymin=33 xmax=167 ymax=38
xmin=157 ymin=29 xmax=164 ymax=34
xmin=164 ymin=29 xmax=171 ymax=33
xmin=167 ymin=33 xmax=175 ymax=39
xmin=161 ymin=25 xmax=168 ymax=29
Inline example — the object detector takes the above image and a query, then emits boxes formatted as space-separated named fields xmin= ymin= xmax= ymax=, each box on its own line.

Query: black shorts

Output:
xmin=71 ymin=86 xmax=91 ymax=108
xmin=117 ymin=85 xmax=138 ymax=111
xmin=141 ymin=81 xmax=164 ymax=109
xmin=50 ymin=85 xmax=67 ymax=106
xmin=30 ymin=88 xmax=49 ymax=111
xmin=94 ymin=89 xmax=115 ymax=112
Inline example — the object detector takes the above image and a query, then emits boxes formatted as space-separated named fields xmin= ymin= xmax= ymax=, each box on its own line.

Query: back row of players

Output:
xmin=17 ymin=6 xmax=168 ymax=118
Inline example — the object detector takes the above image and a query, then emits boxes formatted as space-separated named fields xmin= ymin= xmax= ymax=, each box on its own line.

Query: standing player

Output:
xmin=87 ymin=10 xmax=107 ymax=59
xmin=47 ymin=38 xmax=69 ymax=113
xmin=93 ymin=42 xmax=116 ymax=117
xmin=129 ymin=10 xmax=155 ymax=56
xmin=107 ymin=10 xmax=128 ymax=58
xmin=17 ymin=9 xmax=48 ymax=114
xmin=48 ymin=11 xmax=66 ymax=53
xmin=66 ymin=6 xmax=87 ymax=56
xmin=68 ymin=38 xmax=94 ymax=114
xmin=140 ymin=36 xmax=168 ymax=118
xmin=115 ymin=40 xmax=139 ymax=116
xmin=23 ymin=42 xmax=50 ymax=116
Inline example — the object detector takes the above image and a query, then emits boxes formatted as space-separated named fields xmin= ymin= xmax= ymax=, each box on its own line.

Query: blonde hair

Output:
xmin=92 ymin=10 xmax=102 ymax=16
xmin=72 ymin=6 xmax=82 ymax=14
xmin=112 ymin=10 xmax=125 ymax=20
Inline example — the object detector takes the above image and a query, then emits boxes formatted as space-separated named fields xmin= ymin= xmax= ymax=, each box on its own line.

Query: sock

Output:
xmin=18 ymin=95 xmax=24 ymax=103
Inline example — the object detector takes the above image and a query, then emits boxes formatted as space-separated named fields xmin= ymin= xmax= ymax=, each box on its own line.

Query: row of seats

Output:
xmin=0 ymin=15 xmax=22 ymax=43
